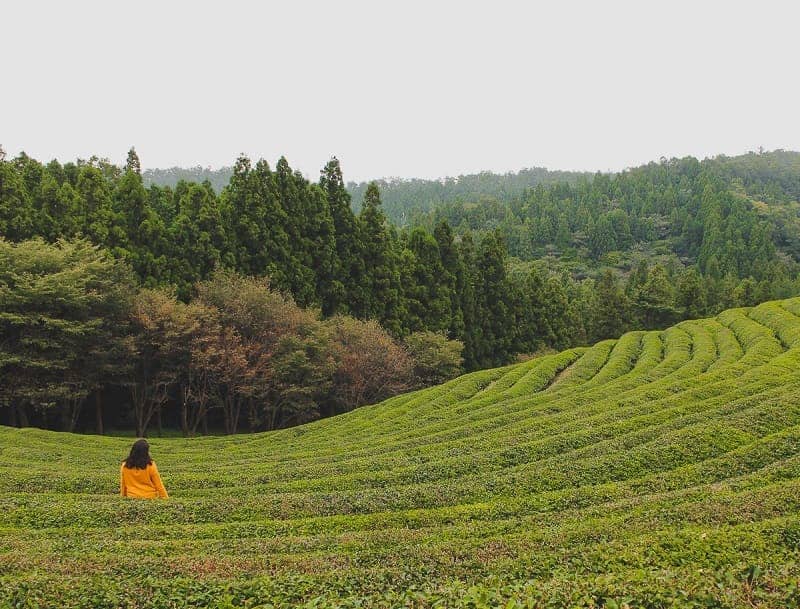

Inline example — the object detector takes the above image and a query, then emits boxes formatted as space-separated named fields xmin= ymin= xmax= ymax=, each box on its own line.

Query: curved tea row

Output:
xmin=1 ymin=300 xmax=800 ymax=607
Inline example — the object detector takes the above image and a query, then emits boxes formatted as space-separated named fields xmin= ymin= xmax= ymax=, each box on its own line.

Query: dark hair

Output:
xmin=123 ymin=439 xmax=153 ymax=469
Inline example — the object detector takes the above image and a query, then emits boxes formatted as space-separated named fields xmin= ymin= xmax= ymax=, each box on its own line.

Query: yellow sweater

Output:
xmin=120 ymin=461 xmax=169 ymax=499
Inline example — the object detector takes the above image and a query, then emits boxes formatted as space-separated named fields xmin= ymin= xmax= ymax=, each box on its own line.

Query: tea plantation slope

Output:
xmin=2 ymin=300 xmax=800 ymax=608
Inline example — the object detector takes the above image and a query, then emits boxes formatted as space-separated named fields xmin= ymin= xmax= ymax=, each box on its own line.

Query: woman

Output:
xmin=120 ymin=439 xmax=169 ymax=499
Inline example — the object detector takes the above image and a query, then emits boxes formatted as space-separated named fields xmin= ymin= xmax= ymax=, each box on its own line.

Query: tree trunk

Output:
xmin=189 ymin=400 xmax=208 ymax=437
xmin=231 ymin=397 xmax=243 ymax=435
xmin=68 ymin=399 xmax=82 ymax=433
xmin=156 ymin=406 xmax=163 ymax=437
xmin=181 ymin=400 xmax=189 ymax=437
xmin=248 ymin=398 xmax=257 ymax=432
xmin=133 ymin=401 xmax=146 ymax=438
xmin=267 ymin=403 xmax=281 ymax=431
xmin=201 ymin=411 xmax=209 ymax=435
xmin=9 ymin=404 xmax=18 ymax=428
xmin=17 ymin=404 xmax=29 ymax=427
xmin=222 ymin=401 xmax=232 ymax=435
xmin=60 ymin=404 xmax=71 ymax=432
xmin=95 ymin=392 xmax=104 ymax=435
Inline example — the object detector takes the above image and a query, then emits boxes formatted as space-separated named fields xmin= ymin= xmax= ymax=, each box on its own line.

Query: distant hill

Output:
xmin=143 ymin=151 xmax=800 ymax=228
xmin=4 ymin=296 xmax=800 ymax=606
xmin=143 ymin=165 xmax=234 ymax=193
xmin=143 ymin=163 xmax=593 ymax=224
xmin=345 ymin=167 xmax=593 ymax=224
xmin=711 ymin=149 xmax=800 ymax=203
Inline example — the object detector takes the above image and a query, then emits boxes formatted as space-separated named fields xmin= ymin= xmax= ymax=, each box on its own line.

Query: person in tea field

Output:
xmin=120 ymin=439 xmax=169 ymax=499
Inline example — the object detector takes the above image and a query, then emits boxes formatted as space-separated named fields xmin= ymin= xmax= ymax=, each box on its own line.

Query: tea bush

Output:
xmin=2 ymin=299 xmax=800 ymax=607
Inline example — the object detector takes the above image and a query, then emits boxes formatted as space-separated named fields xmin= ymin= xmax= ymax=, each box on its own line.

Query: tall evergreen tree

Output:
xmin=634 ymin=264 xmax=680 ymax=329
xmin=76 ymin=164 xmax=123 ymax=250
xmin=473 ymin=231 xmax=513 ymax=367
xmin=0 ymin=149 xmax=34 ymax=240
xmin=169 ymin=182 xmax=231 ymax=297
xmin=588 ymin=214 xmax=616 ymax=258
xmin=115 ymin=153 xmax=167 ymax=283
xmin=593 ymin=269 xmax=630 ymax=339
xmin=512 ymin=265 xmax=549 ymax=353
xmin=403 ymin=227 xmax=451 ymax=333
xmin=275 ymin=157 xmax=316 ymax=306
xmin=304 ymin=184 xmax=338 ymax=311
xmin=125 ymin=147 xmax=142 ymax=175
xmin=223 ymin=156 xmax=293 ymax=291
xmin=433 ymin=220 xmax=465 ymax=338
xmin=320 ymin=158 xmax=363 ymax=316
xmin=359 ymin=183 xmax=404 ymax=334
xmin=676 ymin=267 xmax=707 ymax=319
xmin=457 ymin=232 xmax=480 ymax=369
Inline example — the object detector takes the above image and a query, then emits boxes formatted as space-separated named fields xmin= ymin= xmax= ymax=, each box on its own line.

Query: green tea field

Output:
xmin=3 ymin=299 xmax=800 ymax=608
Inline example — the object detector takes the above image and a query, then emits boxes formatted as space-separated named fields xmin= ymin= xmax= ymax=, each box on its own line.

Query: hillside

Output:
xmin=7 ymin=149 xmax=800 ymax=376
xmin=141 ymin=165 xmax=592 ymax=223
xmin=141 ymin=150 xmax=800 ymax=229
xmin=3 ymin=298 xmax=800 ymax=607
xmin=345 ymin=167 xmax=592 ymax=223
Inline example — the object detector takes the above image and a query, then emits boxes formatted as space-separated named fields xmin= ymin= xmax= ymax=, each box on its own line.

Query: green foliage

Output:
xmin=0 ymin=238 xmax=134 ymax=426
xmin=358 ymin=183 xmax=404 ymax=334
xmin=593 ymin=269 xmax=631 ymax=339
xmin=3 ymin=297 xmax=800 ymax=606
xmin=5 ymin=149 xmax=800 ymax=378
xmin=403 ymin=330 xmax=464 ymax=386
xmin=633 ymin=264 xmax=680 ymax=329
xmin=409 ymin=152 xmax=798 ymax=290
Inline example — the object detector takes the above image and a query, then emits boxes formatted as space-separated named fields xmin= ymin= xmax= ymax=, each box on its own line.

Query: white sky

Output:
xmin=2 ymin=1 xmax=798 ymax=182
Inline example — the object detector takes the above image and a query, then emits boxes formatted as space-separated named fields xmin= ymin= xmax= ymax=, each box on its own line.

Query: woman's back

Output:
xmin=120 ymin=439 xmax=169 ymax=499
xmin=120 ymin=461 xmax=168 ymax=498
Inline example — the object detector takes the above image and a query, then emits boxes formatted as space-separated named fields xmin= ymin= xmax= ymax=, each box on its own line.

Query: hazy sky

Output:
xmin=2 ymin=1 xmax=798 ymax=181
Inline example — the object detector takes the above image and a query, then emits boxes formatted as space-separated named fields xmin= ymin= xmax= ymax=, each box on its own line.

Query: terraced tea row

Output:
xmin=2 ymin=299 xmax=800 ymax=607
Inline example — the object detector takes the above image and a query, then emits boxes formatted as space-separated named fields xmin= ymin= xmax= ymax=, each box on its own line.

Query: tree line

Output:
xmin=0 ymin=146 xmax=612 ymax=372
xmin=413 ymin=155 xmax=793 ymax=277
xmin=0 ymin=239 xmax=463 ymax=434
xmin=2 ymin=146 xmax=800 ymax=434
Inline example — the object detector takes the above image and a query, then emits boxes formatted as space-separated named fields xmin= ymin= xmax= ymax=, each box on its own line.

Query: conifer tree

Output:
xmin=320 ymin=158 xmax=363 ymax=316
xmin=555 ymin=214 xmax=571 ymax=249
xmin=634 ymin=264 xmax=680 ymax=329
xmin=733 ymin=277 xmax=758 ymax=307
xmin=433 ymin=221 xmax=465 ymax=338
xmin=275 ymin=157 xmax=316 ymax=306
xmin=304 ymin=184 xmax=338 ymax=311
xmin=474 ymin=231 xmax=512 ymax=367
xmin=125 ymin=147 xmax=142 ymax=175
xmin=593 ymin=269 xmax=630 ymax=339
xmin=589 ymin=214 xmax=616 ymax=258
xmin=512 ymin=265 xmax=549 ymax=353
xmin=359 ymin=183 xmax=404 ymax=334
xmin=76 ymin=164 xmax=123 ymax=250
xmin=541 ymin=274 xmax=572 ymax=349
xmin=223 ymin=156 xmax=293 ymax=292
xmin=169 ymin=182 xmax=230 ymax=297
xmin=403 ymin=227 xmax=451 ymax=333
xmin=115 ymin=151 xmax=167 ymax=283
xmin=457 ymin=232 xmax=480 ymax=369
xmin=0 ymin=149 xmax=34 ymax=240
xmin=676 ymin=267 xmax=707 ymax=319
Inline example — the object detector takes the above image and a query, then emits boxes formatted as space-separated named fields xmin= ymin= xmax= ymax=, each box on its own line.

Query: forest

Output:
xmin=2 ymin=147 xmax=800 ymax=434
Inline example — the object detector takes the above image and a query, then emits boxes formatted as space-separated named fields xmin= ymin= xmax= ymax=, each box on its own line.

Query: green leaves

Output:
xmin=4 ymin=298 xmax=800 ymax=605
xmin=0 ymin=238 xmax=134 ymax=409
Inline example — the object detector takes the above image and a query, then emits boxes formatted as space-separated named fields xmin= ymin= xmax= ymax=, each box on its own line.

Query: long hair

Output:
xmin=123 ymin=439 xmax=153 ymax=469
